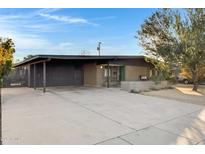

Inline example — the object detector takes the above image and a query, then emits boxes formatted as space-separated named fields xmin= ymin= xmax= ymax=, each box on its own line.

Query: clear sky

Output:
xmin=0 ymin=8 xmax=157 ymax=60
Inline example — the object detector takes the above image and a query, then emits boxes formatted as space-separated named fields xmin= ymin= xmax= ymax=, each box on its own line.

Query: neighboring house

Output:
xmin=13 ymin=55 xmax=154 ymax=91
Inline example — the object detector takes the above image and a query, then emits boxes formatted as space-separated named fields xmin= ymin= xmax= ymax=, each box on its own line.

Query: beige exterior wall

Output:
xmin=125 ymin=66 xmax=151 ymax=81
xmin=83 ymin=63 xmax=104 ymax=87
xmin=83 ymin=63 xmax=97 ymax=86
xmin=96 ymin=65 xmax=104 ymax=87
xmin=84 ymin=63 xmax=152 ymax=87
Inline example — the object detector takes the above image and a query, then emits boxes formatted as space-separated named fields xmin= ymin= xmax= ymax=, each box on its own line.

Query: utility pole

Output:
xmin=97 ymin=42 xmax=102 ymax=56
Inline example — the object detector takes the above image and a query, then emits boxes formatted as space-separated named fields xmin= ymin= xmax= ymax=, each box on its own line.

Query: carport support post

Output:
xmin=27 ymin=65 xmax=31 ymax=87
xmin=43 ymin=61 xmax=46 ymax=93
xmin=107 ymin=62 xmax=110 ymax=88
xmin=33 ymin=64 xmax=36 ymax=90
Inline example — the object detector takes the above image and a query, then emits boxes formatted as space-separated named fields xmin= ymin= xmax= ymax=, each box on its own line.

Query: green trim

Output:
xmin=119 ymin=66 xmax=125 ymax=81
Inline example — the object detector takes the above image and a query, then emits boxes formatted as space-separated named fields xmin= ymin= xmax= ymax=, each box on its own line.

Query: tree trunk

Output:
xmin=193 ymin=79 xmax=199 ymax=91
xmin=191 ymin=65 xmax=199 ymax=91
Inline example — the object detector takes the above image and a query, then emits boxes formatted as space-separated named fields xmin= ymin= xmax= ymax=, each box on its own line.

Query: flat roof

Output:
xmin=14 ymin=54 xmax=146 ymax=67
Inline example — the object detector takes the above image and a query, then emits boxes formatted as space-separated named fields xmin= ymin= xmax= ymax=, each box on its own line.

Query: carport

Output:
xmin=28 ymin=58 xmax=86 ymax=92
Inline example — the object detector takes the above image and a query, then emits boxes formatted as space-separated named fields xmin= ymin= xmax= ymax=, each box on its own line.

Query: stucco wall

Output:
xmin=125 ymin=66 xmax=151 ymax=81
xmin=83 ymin=63 xmax=105 ymax=87
xmin=121 ymin=81 xmax=169 ymax=92
xmin=83 ymin=63 xmax=97 ymax=86
xmin=96 ymin=65 xmax=104 ymax=87
xmin=84 ymin=64 xmax=153 ymax=87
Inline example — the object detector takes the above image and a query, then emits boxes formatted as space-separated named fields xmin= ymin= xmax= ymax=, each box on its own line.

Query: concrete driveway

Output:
xmin=2 ymin=87 xmax=205 ymax=144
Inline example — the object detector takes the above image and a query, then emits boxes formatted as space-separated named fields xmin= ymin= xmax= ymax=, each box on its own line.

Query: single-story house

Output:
xmin=14 ymin=55 xmax=155 ymax=92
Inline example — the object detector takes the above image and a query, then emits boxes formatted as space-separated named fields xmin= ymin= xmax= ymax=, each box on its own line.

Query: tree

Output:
xmin=137 ymin=8 xmax=205 ymax=91
xmin=180 ymin=65 xmax=205 ymax=83
xmin=0 ymin=37 xmax=15 ymax=145
xmin=23 ymin=54 xmax=33 ymax=60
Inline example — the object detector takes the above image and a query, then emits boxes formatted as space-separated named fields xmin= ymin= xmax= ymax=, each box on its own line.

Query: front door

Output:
xmin=110 ymin=66 xmax=120 ymax=87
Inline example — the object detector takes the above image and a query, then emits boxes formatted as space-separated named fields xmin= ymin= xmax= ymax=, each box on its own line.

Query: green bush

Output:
xmin=130 ymin=89 xmax=141 ymax=94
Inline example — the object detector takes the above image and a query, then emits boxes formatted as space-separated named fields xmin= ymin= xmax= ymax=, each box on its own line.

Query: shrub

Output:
xmin=130 ymin=89 xmax=141 ymax=94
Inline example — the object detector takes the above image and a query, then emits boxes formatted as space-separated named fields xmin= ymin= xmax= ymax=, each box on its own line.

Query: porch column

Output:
xmin=33 ymin=64 xmax=36 ymax=90
xmin=43 ymin=61 xmax=46 ymax=93
xmin=27 ymin=65 xmax=31 ymax=87
xmin=107 ymin=62 xmax=110 ymax=88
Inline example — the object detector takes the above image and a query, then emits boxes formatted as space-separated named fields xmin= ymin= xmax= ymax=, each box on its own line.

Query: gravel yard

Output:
xmin=141 ymin=84 xmax=205 ymax=106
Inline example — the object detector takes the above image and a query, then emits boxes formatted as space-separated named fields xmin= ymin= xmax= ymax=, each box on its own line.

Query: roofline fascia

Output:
xmin=13 ymin=55 xmax=40 ymax=67
xmin=13 ymin=55 xmax=147 ymax=67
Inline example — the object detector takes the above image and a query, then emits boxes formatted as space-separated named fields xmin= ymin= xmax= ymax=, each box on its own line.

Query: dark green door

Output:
xmin=119 ymin=66 xmax=125 ymax=81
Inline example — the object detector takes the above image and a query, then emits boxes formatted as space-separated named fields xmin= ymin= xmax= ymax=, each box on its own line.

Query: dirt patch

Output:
xmin=141 ymin=84 xmax=205 ymax=106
